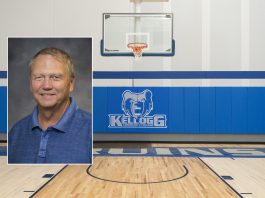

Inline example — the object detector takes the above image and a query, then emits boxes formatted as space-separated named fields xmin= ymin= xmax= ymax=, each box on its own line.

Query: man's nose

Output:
xmin=42 ymin=77 xmax=53 ymax=89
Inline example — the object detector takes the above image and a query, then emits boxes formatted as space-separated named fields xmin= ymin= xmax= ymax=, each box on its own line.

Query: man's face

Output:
xmin=30 ymin=54 xmax=74 ymax=110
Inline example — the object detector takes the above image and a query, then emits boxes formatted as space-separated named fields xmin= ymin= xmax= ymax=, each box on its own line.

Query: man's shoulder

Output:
xmin=11 ymin=114 xmax=32 ymax=131
xmin=75 ymin=108 xmax=91 ymax=121
xmin=73 ymin=108 xmax=92 ymax=127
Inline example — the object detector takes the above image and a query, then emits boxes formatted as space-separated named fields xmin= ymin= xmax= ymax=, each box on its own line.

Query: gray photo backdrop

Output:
xmin=8 ymin=38 xmax=92 ymax=129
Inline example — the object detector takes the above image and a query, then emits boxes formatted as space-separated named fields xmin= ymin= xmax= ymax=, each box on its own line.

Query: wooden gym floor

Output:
xmin=0 ymin=143 xmax=265 ymax=198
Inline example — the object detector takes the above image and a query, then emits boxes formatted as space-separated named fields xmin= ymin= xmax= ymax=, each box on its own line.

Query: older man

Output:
xmin=8 ymin=47 xmax=92 ymax=164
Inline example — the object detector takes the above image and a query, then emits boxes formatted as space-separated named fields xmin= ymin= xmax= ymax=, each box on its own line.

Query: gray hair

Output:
xmin=29 ymin=47 xmax=75 ymax=78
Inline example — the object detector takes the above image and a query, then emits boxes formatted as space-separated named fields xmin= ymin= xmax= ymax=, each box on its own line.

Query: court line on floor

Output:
xmin=29 ymin=165 xmax=68 ymax=198
xmin=86 ymin=163 xmax=189 ymax=184
xmin=198 ymin=157 xmax=243 ymax=198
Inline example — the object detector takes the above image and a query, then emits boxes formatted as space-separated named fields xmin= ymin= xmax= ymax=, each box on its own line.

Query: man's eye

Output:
xmin=51 ymin=76 xmax=61 ymax=81
xmin=34 ymin=76 xmax=44 ymax=81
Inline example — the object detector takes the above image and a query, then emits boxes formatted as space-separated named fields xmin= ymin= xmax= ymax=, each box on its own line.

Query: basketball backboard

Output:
xmin=101 ymin=13 xmax=175 ymax=56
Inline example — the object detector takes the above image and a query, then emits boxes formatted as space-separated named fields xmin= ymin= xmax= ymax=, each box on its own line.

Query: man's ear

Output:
xmin=70 ymin=77 xmax=75 ymax=92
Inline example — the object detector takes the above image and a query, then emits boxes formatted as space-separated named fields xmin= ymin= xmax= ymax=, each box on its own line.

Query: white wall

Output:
xmin=1 ymin=0 xmax=265 ymax=76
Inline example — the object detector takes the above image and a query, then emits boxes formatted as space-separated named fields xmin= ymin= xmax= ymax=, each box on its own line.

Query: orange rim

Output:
xmin=127 ymin=42 xmax=148 ymax=50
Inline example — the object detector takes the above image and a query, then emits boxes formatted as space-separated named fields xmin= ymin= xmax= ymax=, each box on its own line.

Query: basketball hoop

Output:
xmin=127 ymin=42 xmax=148 ymax=60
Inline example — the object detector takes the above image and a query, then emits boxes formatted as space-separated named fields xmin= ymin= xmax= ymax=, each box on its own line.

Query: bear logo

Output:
xmin=122 ymin=89 xmax=153 ymax=118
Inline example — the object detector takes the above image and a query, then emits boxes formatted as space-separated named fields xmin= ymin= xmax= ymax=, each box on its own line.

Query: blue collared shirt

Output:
xmin=8 ymin=98 xmax=92 ymax=164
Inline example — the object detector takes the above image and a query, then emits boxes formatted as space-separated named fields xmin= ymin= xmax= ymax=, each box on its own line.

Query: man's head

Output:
xmin=29 ymin=47 xmax=75 ymax=110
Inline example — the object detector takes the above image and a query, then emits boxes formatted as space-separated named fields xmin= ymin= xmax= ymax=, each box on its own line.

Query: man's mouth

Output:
xmin=40 ymin=93 xmax=56 ymax=96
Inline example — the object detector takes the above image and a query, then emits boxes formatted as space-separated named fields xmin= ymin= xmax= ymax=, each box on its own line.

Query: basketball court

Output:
xmin=1 ymin=143 xmax=265 ymax=197
xmin=1 ymin=0 xmax=265 ymax=198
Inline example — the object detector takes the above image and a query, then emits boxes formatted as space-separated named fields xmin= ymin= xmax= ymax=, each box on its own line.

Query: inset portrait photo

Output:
xmin=8 ymin=37 xmax=92 ymax=164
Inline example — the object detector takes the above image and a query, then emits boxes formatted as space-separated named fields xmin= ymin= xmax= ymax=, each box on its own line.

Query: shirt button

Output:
xmin=38 ymin=150 xmax=46 ymax=157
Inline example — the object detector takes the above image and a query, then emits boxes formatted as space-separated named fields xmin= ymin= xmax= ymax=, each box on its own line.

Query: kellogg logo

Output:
xmin=108 ymin=89 xmax=167 ymax=128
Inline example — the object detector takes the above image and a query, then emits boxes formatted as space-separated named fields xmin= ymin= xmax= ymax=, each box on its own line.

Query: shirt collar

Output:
xmin=31 ymin=98 xmax=77 ymax=133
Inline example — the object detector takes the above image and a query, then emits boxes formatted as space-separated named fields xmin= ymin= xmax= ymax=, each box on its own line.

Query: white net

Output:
xmin=127 ymin=42 xmax=148 ymax=60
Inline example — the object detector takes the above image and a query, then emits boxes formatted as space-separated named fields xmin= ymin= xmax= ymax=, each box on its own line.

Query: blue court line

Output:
xmin=93 ymin=147 xmax=265 ymax=158
xmin=93 ymin=71 xmax=265 ymax=79
xmin=2 ymin=146 xmax=264 ymax=158
xmin=0 ymin=71 xmax=7 ymax=78
xmin=221 ymin=176 xmax=234 ymax=180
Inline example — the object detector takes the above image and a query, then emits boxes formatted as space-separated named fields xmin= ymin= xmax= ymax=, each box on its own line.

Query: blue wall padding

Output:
xmin=215 ymin=88 xmax=232 ymax=132
xmin=231 ymin=88 xmax=248 ymax=132
xmin=93 ymin=87 xmax=265 ymax=134
xmin=93 ymin=71 xmax=265 ymax=79
xmin=0 ymin=87 xmax=7 ymax=133
xmin=248 ymin=88 xmax=265 ymax=131
xmin=200 ymin=88 xmax=215 ymax=132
